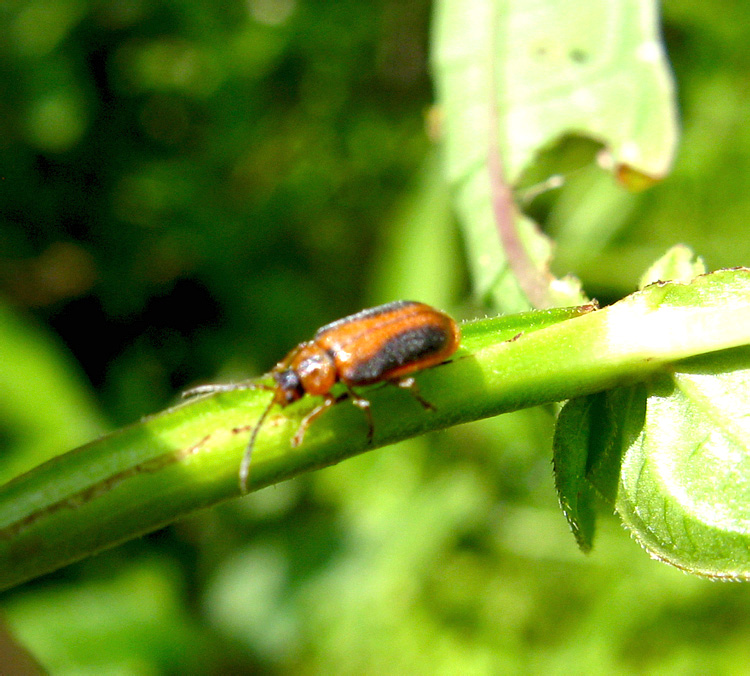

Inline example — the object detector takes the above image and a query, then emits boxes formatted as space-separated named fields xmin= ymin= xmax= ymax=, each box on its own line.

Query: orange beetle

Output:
xmin=185 ymin=300 xmax=460 ymax=491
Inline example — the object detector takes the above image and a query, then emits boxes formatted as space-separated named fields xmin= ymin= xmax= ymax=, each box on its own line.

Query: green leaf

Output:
xmin=639 ymin=244 xmax=707 ymax=288
xmin=432 ymin=0 xmax=678 ymax=310
xmin=617 ymin=349 xmax=750 ymax=579
xmin=553 ymin=267 xmax=750 ymax=576
xmin=554 ymin=386 xmax=648 ymax=552
xmin=600 ymin=269 xmax=750 ymax=362
xmin=553 ymin=396 xmax=599 ymax=552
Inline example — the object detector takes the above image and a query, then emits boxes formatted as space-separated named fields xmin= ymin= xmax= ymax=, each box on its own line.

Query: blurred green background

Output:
xmin=3 ymin=0 xmax=750 ymax=674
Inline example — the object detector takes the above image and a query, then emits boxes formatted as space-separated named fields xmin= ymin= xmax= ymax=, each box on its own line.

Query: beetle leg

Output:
xmin=292 ymin=393 xmax=342 ymax=447
xmin=344 ymin=385 xmax=374 ymax=444
xmin=293 ymin=387 xmax=375 ymax=447
xmin=395 ymin=376 xmax=436 ymax=411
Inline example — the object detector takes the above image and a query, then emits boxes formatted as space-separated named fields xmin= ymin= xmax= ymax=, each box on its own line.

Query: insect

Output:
xmin=184 ymin=300 xmax=461 ymax=492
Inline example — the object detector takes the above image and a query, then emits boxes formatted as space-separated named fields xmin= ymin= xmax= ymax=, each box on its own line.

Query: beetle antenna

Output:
xmin=182 ymin=381 xmax=272 ymax=399
xmin=239 ymin=396 xmax=275 ymax=493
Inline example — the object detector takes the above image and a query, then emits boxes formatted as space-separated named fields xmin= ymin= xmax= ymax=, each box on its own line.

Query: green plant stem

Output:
xmin=1 ymin=286 xmax=749 ymax=591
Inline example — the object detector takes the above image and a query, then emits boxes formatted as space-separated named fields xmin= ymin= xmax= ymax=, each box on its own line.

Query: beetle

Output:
xmin=184 ymin=300 xmax=461 ymax=492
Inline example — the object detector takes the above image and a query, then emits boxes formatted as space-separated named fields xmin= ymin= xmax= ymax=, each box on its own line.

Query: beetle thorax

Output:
xmin=290 ymin=343 xmax=337 ymax=396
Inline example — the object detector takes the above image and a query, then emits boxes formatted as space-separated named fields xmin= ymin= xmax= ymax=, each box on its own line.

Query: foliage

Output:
xmin=3 ymin=0 xmax=750 ymax=674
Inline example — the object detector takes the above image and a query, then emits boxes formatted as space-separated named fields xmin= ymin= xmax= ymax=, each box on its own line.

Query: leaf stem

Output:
xmin=1 ymin=273 xmax=748 ymax=591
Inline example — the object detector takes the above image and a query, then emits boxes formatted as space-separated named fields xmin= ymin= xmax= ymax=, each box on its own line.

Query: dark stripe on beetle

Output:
xmin=344 ymin=325 xmax=451 ymax=385
xmin=315 ymin=300 xmax=418 ymax=339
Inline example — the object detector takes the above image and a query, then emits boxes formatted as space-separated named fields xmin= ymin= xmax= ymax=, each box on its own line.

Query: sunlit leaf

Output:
xmin=554 ymin=267 xmax=750 ymax=576
xmin=432 ymin=0 xmax=678 ymax=310
xmin=638 ymin=244 xmax=707 ymax=288
xmin=617 ymin=349 xmax=750 ymax=579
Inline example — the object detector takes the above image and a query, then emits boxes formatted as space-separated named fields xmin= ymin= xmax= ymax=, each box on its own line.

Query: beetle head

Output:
xmin=273 ymin=369 xmax=304 ymax=405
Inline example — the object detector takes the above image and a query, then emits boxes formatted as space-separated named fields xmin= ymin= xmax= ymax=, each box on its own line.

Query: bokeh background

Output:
xmin=3 ymin=0 xmax=750 ymax=673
